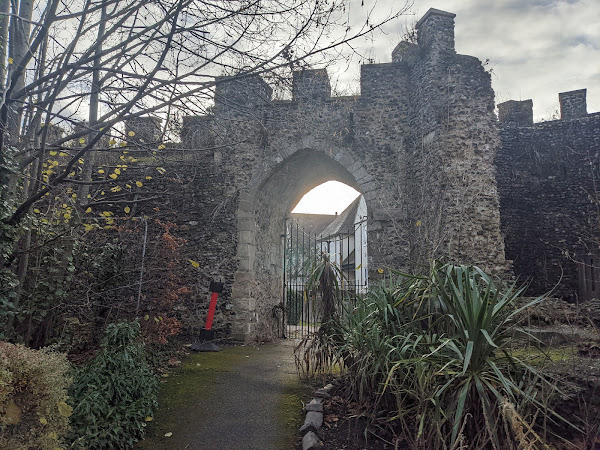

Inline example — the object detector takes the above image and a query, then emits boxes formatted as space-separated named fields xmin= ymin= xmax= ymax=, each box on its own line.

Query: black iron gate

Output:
xmin=282 ymin=216 xmax=368 ymax=339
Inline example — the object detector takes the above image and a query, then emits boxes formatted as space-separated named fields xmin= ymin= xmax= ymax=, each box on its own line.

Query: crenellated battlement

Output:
xmin=415 ymin=8 xmax=456 ymax=55
xmin=498 ymin=89 xmax=594 ymax=127
xmin=205 ymin=8 xmax=461 ymax=114
xmin=292 ymin=69 xmax=331 ymax=102
xmin=497 ymin=100 xmax=534 ymax=127
xmin=214 ymin=74 xmax=273 ymax=111
xmin=559 ymin=89 xmax=587 ymax=119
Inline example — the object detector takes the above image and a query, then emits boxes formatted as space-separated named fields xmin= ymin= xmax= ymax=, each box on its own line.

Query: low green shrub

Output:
xmin=68 ymin=321 xmax=158 ymax=449
xmin=0 ymin=342 xmax=72 ymax=450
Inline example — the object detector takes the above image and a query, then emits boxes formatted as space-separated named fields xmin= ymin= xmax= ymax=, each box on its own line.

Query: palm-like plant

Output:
xmin=294 ymin=253 xmax=345 ymax=378
xmin=337 ymin=261 xmax=573 ymax=449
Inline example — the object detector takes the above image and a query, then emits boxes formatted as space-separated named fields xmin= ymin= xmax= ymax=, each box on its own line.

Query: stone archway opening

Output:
xmin=286 ymin=180 xmax=369 ymax=338
xmin=230 ymin=148 xmax=370 ymax=341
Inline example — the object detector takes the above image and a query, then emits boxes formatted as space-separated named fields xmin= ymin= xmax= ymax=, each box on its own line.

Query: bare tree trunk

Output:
xmin=7 ymin=0 xmax=34 ymax=142
xmin=79 ymin=5 xmax=108 ymax=203
xmin=0 ymin=0 xmax=9 ymax=86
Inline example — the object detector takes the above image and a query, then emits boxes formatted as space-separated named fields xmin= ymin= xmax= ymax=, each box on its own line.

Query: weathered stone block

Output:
xmin=302 ymin=431 xmax=323 ymax=450
xmin=300 ymin=411 xmax=324 ymax=436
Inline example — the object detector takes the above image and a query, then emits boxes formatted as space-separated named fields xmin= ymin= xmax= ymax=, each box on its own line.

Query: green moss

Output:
xmin=276 ymin=378 xmax=313 ymax=449
xmin=137 ymin=346 xmax=259 ymax=448
xmin=508 ymin=345 xmax=577 ymax=367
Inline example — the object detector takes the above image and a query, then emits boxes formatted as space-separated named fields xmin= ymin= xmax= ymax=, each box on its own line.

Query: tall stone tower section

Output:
xmin=397 ymin=8 xmax=508 ymax=273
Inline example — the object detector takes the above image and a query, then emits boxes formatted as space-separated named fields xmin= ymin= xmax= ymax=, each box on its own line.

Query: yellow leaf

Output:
xmin=78 ymin=158 xmax=84 ymax=164
xmin=158 ymin=144 xmax=165 ymax=150
xmin=48 ymin=431 xmax=58 ymax=440
xmin=157 ymin=167 xmax=166 ymax=174
xmin=124 ymin=206 xmax=131 ymax=214
xmin=415 ymin=220 xmax=422 ymax=227
xmin=98 ymin=169 xmax=105 ymax=174
xmin=71 ymin=193 xmax=77 ymax=198
xmin=144 ymin=314 xmax=150 ymax=321
xmin=189 ymin=259 xmax=200 ymax=268
xmin=39 ymin=417 xmax=48 ymax=425
xmin=128 ymin=131 xmax=135 ymax=137
xmin=8 ymin=57 xmax=13 ymax=64
xmin=126 ymin=184 xmax=132 ymax=188
xmin=49 ymin=151 xmax=57 ymax=156
xmin=145 ymin=176 xmax=152 ymax=180
xmin=114 ymin=168 xmax=121 ymax=175
xmin=68 ymin=172 xmax=75 ymax=177
xmin=100 ymin=191 xmax=105 ymax=196
xmin=158 ymin=316 xmax=163 ymax=321
xmin=120 ymin=142 xmax=127 ymax=147
xmin=83 ymin=224 xmax=94 ymax=232
xmin=161 ymin=373 xmax=169 ymax=377
xmin=154 ymin=317 xmax=160 ymax=323
xmin=78 ymin=138 xmax=85 ymax=144
xmin=120 ymin=155 xmax=125 ymax=160
xmin=59 ymin=152 xmax=68 ymax=157
xmin=145 ymin=416 xmax=153 ymax=422
xmin=109 ymin=139 xmax=116 ymax=145
xmin=64 ymin=213 xmax=71 ymax=220
xmin=57 ymin=401 xmax=73 ymax=418
xmin=33 ymin=209 xmax=40 ymax=214
xmin=102 ymin=211 xmax=113 ymax=217
xmin=136 ymin=181 xmax=143 ymax=187
xmin=109 ymin=173 xmax=117 ymax=179
xmin=377 ymin=268 xmax=384 ymax=274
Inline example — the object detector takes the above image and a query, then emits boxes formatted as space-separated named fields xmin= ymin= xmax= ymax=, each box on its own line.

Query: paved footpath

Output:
xmin=137 ymin=339 xmax=307 ymax=450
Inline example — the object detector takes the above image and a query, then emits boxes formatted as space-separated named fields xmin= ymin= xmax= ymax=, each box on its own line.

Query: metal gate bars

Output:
xmin=282 ymin=216 xmax=368 ymax=339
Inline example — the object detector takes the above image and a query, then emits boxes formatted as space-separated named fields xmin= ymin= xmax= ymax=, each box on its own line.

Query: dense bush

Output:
xmin=0 ymin=342 xmax=72 ymax=450
xmin=68 ymin=321 xmax=158 ymax=449
xmin=332 ymin=262 xmax=569 ymax=449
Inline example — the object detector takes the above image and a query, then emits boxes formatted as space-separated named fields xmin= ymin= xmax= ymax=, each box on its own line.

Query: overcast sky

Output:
xmin=332 ymin=0 xmax=599 ymax=121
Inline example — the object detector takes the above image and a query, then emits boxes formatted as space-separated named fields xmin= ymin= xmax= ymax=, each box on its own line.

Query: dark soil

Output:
xmin=313 ymin=389 xmax=399 ymax=450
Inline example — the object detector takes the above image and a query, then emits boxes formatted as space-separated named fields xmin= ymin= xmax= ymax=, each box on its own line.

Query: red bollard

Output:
xmin=190 ymin=281 xmax=224 ymax=352
xmin=205 ymin=290 xmax=220 ymax=330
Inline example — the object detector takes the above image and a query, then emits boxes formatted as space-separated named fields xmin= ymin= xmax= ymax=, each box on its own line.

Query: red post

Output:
xmin=205 ymin=291 xmax=219 ymax=330
xmin=204 ymin=281 xmax=224 ymax=331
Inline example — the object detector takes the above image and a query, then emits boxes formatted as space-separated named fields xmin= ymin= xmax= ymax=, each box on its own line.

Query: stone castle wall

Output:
xmin=496 ymin=92 xmax=600 ymax=300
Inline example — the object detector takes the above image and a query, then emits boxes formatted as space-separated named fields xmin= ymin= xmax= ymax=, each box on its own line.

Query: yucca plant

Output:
xmin=334 ymin=261 xmax=573 ymax=449
xmin=383 ymin=262 xmax=570 ymax=449
xmin=294 ymin=253 xmax=345 ymax=378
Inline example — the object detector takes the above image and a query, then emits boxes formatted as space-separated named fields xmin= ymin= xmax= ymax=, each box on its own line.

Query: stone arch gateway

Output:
xmin=232 ymin=146 xmax=371 ymax=340
xmin=168 ymin=8 xmax=508 ymax=342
